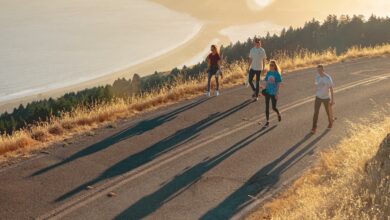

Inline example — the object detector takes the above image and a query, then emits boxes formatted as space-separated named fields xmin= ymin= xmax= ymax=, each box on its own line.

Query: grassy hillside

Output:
xmin=1 ymin=44 xmax=390 ymax=162
xmin=2 ymin=15 xmax=390 ymax=135
xmin=248 ymin=115 xmax=390 ymax=219
xmin=0 ymin=15 xmax=390 ymax=161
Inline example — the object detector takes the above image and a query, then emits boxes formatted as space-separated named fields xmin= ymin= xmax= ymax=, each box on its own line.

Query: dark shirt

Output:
xmin=208 ymin=53 xmax=220 ymax=67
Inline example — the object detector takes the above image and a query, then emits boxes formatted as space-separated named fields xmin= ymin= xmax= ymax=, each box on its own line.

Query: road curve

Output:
xmin=0 ymin=56 xmax=389 ymax=220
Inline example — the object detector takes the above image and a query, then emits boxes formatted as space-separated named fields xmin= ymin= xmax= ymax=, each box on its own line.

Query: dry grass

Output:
xmin=0 ymin=62 xmax=246 ymax=161
xmin=1 ymin=44 xmax=390 ymax=162
xmin=248 ymin=115 xmax=390 ymax=220
xmin=278 ymin=44 xmax=390 ymax=72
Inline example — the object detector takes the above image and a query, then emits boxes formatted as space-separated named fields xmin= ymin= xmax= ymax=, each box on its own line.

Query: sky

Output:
xmin=258 ymin=0 xmax=390 ymax=26
xmin=152 ymin=0 xmax=390 ymax=27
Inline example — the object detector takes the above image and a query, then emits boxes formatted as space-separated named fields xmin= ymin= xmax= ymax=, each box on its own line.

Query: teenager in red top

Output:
xmin=206 ymin=45 xmax=222 ymax=97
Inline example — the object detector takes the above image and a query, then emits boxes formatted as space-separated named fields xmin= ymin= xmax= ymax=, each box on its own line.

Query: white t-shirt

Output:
xmin=249 ymin=47 xmax=267 ymax=71
xmin=315 ymin=73 xmax=334 ymax=99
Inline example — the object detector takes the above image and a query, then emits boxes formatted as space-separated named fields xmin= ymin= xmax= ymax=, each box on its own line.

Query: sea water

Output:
xmin=0 ymin=0 xmax=202 ymax=103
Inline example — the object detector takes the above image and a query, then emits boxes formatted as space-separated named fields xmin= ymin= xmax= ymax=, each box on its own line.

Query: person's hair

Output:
xmin=211 ymin=45 xmax=219 ymax=56
xmin=270 ymin=60 xmax=281 ymax=73
xmin=254 ymin=38 xmax=260 ymax=43
xmin=317 ymin=64 xmax=324 ymax=69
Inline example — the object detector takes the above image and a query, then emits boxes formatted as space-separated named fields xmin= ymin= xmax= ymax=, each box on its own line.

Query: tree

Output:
xmin=131 ymin=74 xmax=141 ymax=95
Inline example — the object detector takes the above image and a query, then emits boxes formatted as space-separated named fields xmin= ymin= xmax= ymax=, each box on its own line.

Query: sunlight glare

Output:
xmin=253 ymin=0 xmax=273 ymax=7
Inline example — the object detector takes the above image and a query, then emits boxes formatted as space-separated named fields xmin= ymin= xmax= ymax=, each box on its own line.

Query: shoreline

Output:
xmin=0 ymin=22 xmax=204 ymax=104
xmin=0 ymin=24 xmax=232 ymax=113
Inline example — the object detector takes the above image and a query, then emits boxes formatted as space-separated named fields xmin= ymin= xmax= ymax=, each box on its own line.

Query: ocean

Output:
xmin=0 ymin=0 xmax=202 ymax=103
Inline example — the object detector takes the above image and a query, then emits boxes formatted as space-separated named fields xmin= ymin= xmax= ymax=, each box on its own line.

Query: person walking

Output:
xmin=206 ymin=45 xmax=222 ymax=97
xmin=311 ymin=64 xmax=335 ymax=134
xmin=248 ymin=38 xmax=267 ymax=101
xmin=263 ymin=60 xmax=282 ymax=127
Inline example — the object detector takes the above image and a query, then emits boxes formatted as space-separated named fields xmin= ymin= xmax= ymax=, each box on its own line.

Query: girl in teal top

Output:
xmin=263 ymin=60 xmax=282 ymax=127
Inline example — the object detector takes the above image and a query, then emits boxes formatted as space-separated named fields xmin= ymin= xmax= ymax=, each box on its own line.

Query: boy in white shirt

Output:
xmin=311 ymin=64 xmax=335 ymax=134
xmin=248 ymin=38 xmax=267 ymax=101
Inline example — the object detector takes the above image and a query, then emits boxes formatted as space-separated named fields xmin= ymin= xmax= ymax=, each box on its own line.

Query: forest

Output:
xmin=1 ymin=15 xmax=389 ymax=134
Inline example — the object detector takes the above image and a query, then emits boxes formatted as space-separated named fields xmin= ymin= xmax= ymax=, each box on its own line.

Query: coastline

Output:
xmin=0 ymin=21 xmax=203 ymax=104
xmin=0 ymin=24 xmax=231 ymax=113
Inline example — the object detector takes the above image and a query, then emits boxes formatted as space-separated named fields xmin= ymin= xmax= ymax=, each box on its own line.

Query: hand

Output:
xmin=330 ymin=100 xmax=335 ymax=106
xmin=275 ymin=94 xmax=279 ymax=100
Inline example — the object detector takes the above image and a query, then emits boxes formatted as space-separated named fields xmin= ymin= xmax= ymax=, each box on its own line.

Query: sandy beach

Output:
xmin=1 ymin=0 xmax=388 ymax=113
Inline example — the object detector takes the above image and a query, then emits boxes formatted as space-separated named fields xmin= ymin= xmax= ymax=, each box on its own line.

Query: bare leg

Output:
xmin=323 ymin=99 xmax=333 ymax=127
xmin=312 ymin=98 xmax=321 ymax=130
xmin=206 ymin=72 xmax=212 ymax=92
xmin=215 ymin=76 xmax=219 ymax=91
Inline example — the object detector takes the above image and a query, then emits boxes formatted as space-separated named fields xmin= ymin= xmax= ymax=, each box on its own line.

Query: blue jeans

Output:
xmin=249 ymin=69 xmax=261 ymax=96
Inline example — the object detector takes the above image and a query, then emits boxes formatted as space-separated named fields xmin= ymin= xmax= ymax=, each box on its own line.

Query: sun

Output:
xmin=253 ymin=0 xmax=274 ymax=7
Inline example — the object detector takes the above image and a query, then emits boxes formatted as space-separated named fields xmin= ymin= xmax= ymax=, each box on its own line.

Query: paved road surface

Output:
xmin=0 ymin=57 xmax=390 ymax=220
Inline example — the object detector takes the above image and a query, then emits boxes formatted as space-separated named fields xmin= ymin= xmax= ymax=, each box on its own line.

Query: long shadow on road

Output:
xmin=199 ymin=130 xmax=329 ymax=220
xmin=32 ymin=98 xmax=211 ymax=177
xmin=114 ymin=126 xmax=277 ymax=220
xmin=55 ymin=99 xmax=254 ymax=202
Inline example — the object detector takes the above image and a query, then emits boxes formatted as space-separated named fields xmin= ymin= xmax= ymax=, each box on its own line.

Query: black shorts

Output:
xmin=208 ymin=65 xmax=219 ymax=76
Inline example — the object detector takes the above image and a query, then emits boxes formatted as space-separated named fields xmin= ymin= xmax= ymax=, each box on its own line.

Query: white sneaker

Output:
xmin=215 ymin=90 xmax=220 ymax=96
xmin=205 ymin=91 xmax=211 ymax=97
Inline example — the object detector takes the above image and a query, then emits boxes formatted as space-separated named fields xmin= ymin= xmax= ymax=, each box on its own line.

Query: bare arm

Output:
xmin=330 ymin=87 xmax=335 ymax=105
xmin=248 ymin=50 xmax=253 ymax=70
xmin=248 ymin=57 xmax=252 ymax=70
xmin=276 ymin=83 xmax=280 ymax=97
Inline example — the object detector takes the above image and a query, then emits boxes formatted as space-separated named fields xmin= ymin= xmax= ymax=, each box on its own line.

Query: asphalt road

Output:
xmin=0 ymin=57 xmax=390 ymax=220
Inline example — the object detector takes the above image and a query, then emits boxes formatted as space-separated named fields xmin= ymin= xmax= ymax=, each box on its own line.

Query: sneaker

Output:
xmin=215 ymin=90 xmax=220 ymax=96
xmin=311 ymin=128 xmax=316 ymax=134
xmin=278 ymin=114 xmax=282 ymax=122
xmin=327 ymin=123 xmax=333 ymax=129
xmin=263 ymin=122 xmax=270 ymax=128
xmin=205 ymin=91 xmax=210 ymax=97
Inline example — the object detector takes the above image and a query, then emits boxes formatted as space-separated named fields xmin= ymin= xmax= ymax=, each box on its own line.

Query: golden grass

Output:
xmin=0 ymin=62 xmax=246 ymax=161
xmin=247 ymin=115 xmax=390 ymax=220
xmin=278 ymin=44 xmax=390 ymax=72
xmin=1 ymin=44 xmax=390 ymax=162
